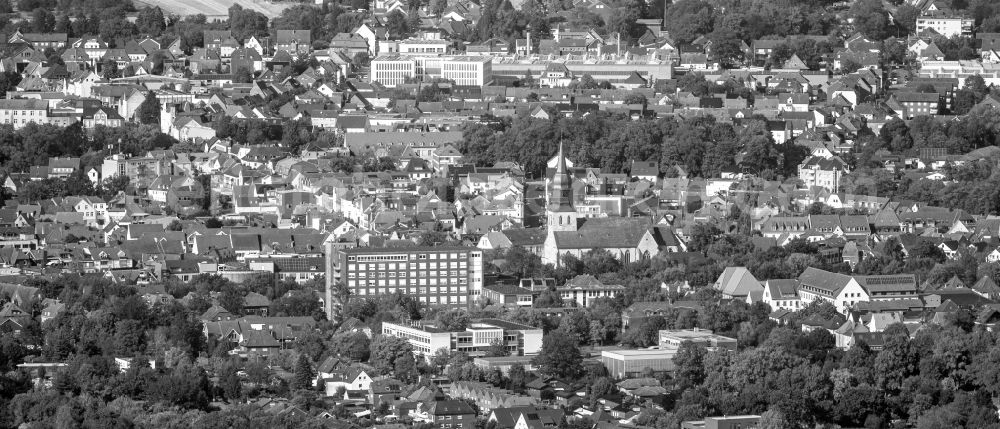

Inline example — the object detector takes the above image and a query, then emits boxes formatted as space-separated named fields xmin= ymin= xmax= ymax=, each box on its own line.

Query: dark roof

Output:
xmin=429 ymin=400 xmax=476 ymax=416
xmin=798 ymin=267 xmax=853 ymax=295
xmin=552 ymin=217 xmax=652 ymax=249
xmin=856 ymin=274 xmax=917 ymax=293
xmin=502 ymin=228 xmax=546 ymax=246
xmin=484 ymin=284 xmax=534 ymax=295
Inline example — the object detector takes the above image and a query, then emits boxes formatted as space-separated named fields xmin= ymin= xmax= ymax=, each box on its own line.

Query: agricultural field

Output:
xmin=133 ymin=0 xmax=295 ymax=19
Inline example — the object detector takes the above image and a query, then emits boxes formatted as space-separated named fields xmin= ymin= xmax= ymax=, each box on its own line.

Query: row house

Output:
xmin=8 ymin=30 xmax=68 ymax=49
xmin=450 ymin=381 xmax=537 ymax=413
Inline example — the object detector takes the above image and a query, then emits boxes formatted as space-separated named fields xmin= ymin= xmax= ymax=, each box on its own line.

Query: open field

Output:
xmin=133 ymin=0 xmax=295 ymax=18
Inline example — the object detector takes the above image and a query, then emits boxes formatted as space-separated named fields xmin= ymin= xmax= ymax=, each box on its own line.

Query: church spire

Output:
xmin=555 ymin=140 xmax=568 ymax=175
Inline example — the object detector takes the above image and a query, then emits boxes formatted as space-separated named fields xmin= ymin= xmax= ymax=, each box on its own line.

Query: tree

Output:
xmin=229 ymin=4 xmax=270 ymax=41
xmin=850 ymin=0 xmax=891 ymax=40
xmin=218 ymin=284 xmax=245 ymax=317
xmin=436 ymin=309 xmax=471 ymax=330
xmin=114 ymin=320 xmax=147 ymax=357
xmin=508 ymin=363 xmax=527 ymax=389
xmin=99 ymin=17 xmax=137 ymax=44
xmin=245 ymin=360 xmax=271 ymax=386
xmin=0 ymin=71 xmax=22 ymax=98
xmin=894 ymin=4 xmax=921 ymax=34
xmin=151 ymin=362 xmax=212 ymax=410
xmin=759 ymin=408 xmax=790 ymax=429
xmin=573 ymin=74 xmax=599 ymax=89
xmin=663 ymin=0 xmax=714 ymax=44
xmin=328 ymin=331 xmax=369 ymax=362
xmin=293 ymin=354 xmax=315 ymax=390
xmin=136 ymin=92 xmax=160 ymax=125
xmin=219 ymin=360 xmax=242 ymax=401
xmin=270 ymin=290 xmax=321 ymax=317
xmin=394 ymin=353 xmax=417 ymax=383
xmin=485 ymin=337 xmax=510 ymax=357
xmin=233 ymin=67 xmax=253 ymax=83
xmin=385 ymin=10 xmax=410 ymax=39
xmin=708 ymin=27 xmax=745 ymax=67
xmin=429 ymin=0 xmax=448 ymax=14
xmin=32 ymin=8 xmax=56 ymax=33
xmin=622 ymin=316 xmax=666 ymax=347
xmin=136 ymin=6 xmax=166 ymax=36
xmin=880 ymin=117 xmax=913 ymax=152
xmin=533 ymin=289 xmax=564 ymax=307
xmin=369 ymin=335 xmax=414 ymax=375
xmin=623 ymin=93 xmax=648 ymax=105
xmin=100 ymin=58 xmax=120 ymax=80
xmin=673 ymin=341 xmax=708 ymax=389
xmin=532 ymin=333 xmax=583 ymax=379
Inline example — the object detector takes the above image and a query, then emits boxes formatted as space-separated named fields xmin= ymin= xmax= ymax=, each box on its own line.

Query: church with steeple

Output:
xmin=542 ymin=143 xmax=675 ymax=266
xmin=547 ymin=142 xmax=578 ymax=233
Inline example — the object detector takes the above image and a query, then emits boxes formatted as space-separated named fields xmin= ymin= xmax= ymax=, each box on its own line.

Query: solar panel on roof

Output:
xmin=864 ymin=276 xmax=912 ymax=285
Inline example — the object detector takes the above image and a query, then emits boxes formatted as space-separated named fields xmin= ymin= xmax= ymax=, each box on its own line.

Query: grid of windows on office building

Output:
xmin=344 ymin=251 xmax=473 ymax=305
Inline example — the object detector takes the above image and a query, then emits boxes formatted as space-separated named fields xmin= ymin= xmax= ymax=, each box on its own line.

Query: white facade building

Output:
xmin=371 ymin=55 xmax=493 ymax=87
xmin=398 ymin=38 xmax=450 ymax=56
xmin=371 ymin=56 xmax=416 ymax=87
xmin=442 ymin=57 xmax=493 ymax=86
xmin=915 ymin=16 xmax=973 ymax=38
xmin=0 ymin=99 xmax=49 ymax=129
xmin=382 ymin=320 xmax=543 ymax=359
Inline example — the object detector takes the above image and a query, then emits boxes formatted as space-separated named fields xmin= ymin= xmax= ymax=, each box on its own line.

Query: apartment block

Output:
xmin=915 ymin=16 xmax=973 ymax=38
xmin=0 ymin=99 xmax=49 ymax=129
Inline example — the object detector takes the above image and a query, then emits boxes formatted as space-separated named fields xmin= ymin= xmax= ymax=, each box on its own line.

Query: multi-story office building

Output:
xmin=371 ymin=55 xmax=493 ymax=87
xmin=325 ymin=245 xmax=484 ymax=317
xmin=382 ymin=319 xmax=542 ymax=358
xmin=441 ymin=56 xmax=493 ymax=86
xmin=370 ymin=56 xmax=417 ymax=87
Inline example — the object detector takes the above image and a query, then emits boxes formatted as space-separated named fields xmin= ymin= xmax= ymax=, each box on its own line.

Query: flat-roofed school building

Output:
xmin=600 ymin=348 xmax=678 ymax=379
xmin=383 ymin=319 xmax=543 ymax=359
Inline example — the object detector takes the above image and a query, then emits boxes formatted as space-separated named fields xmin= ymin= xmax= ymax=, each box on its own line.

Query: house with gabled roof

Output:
xmin=797 ymin=267 xmax=868 ymax=313
xmin=782 ymin=54 xmax=809 ymax=70
xmin=762 ymin=279 xmax=801 ymax=311
xmin=275 ymin=29 xmax=312 ymax=55
xmin=321 ymin=366 xmax=373 ymax=395
xmin=714 ymin=267 xmax=764 ymax=300
xmin=0 ymin=302 xmax=29 ymax=334
xmin=973 ymin=276 xmax=1000 ymax=300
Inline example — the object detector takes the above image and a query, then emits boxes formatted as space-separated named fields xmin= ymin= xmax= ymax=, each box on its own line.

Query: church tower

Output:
xmin=547 ymin=142 xmax=577 ymax=232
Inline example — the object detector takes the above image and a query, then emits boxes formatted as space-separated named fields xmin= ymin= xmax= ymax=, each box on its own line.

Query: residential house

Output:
xmin=714 ymin=267 xmax=764 ymax=300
